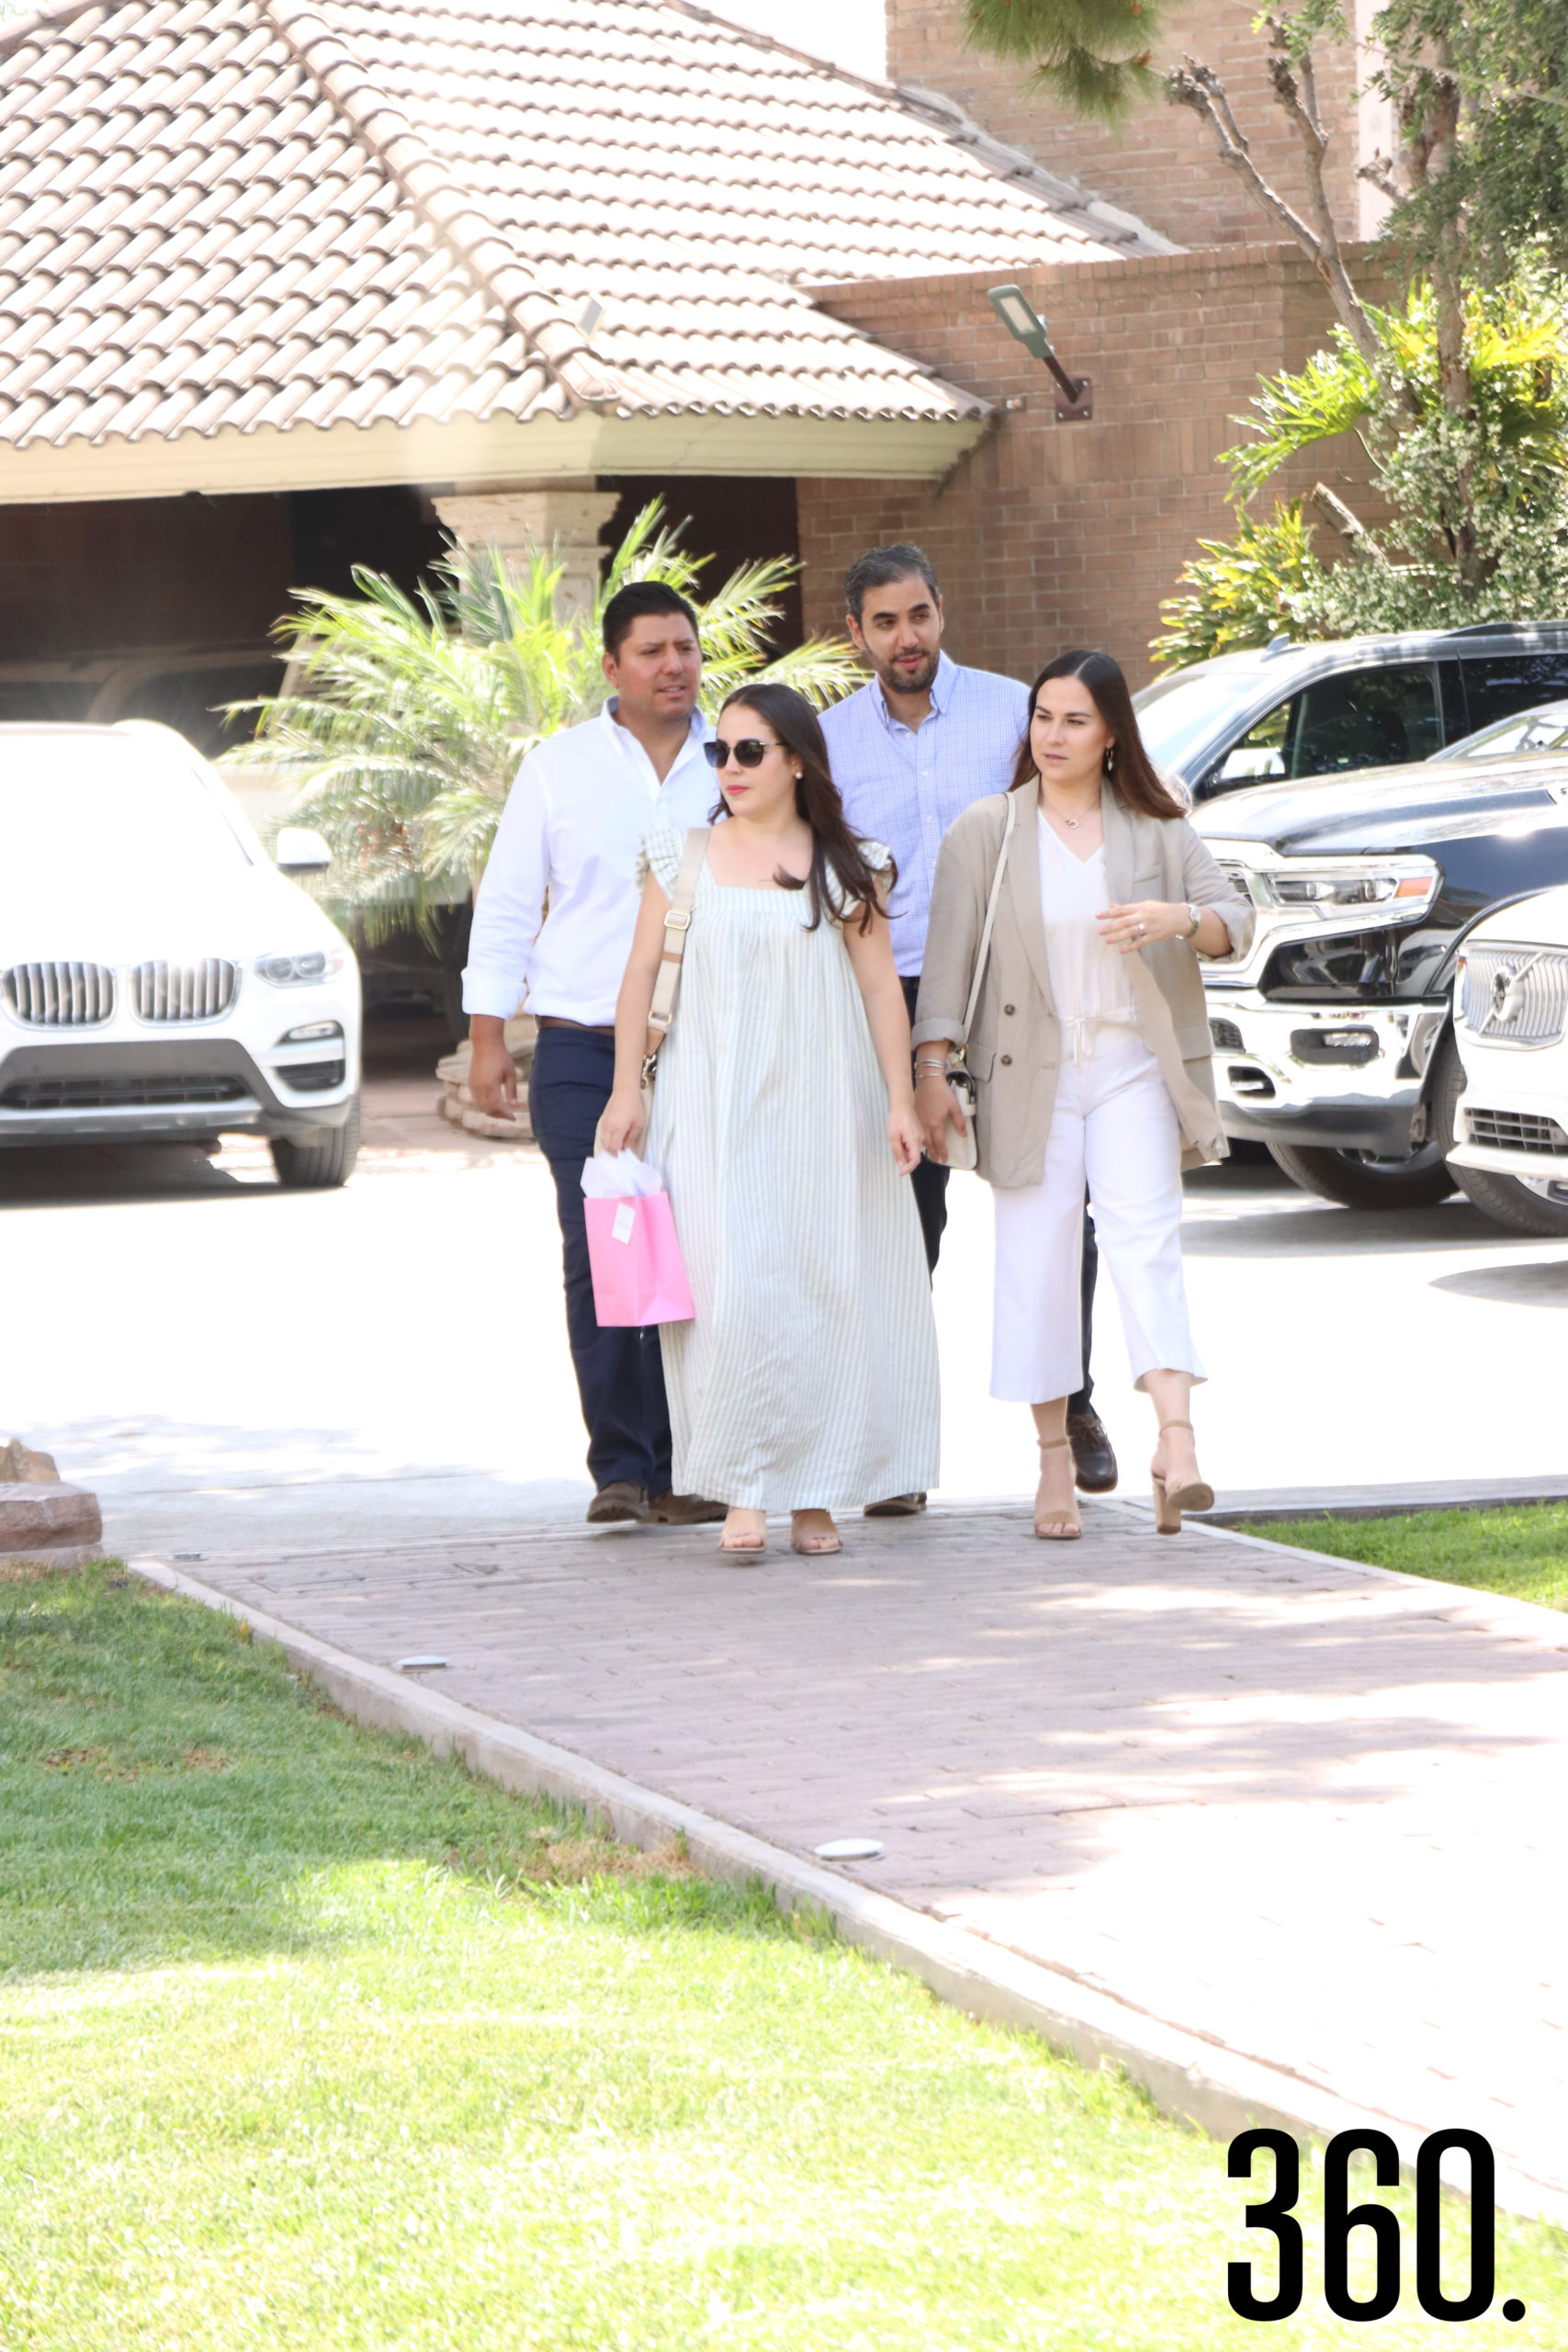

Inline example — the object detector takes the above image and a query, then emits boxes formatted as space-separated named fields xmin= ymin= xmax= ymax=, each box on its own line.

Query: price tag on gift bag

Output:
xmin=580 ymin=1155 xmax=694 ymax=1328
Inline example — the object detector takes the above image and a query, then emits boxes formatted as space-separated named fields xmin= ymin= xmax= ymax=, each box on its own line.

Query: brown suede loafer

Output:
xmin=649 ymin=1490 xmax=728 ymax=1525
xmin=586 ymin=1480 xmax=651 ymax=1524
xmin=1066 ymin=1411 xmax=1119 ymax=1494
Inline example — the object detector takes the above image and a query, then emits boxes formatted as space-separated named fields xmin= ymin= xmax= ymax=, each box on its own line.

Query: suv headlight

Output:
xmin=255 ymin=947 xmax=346 ymax=987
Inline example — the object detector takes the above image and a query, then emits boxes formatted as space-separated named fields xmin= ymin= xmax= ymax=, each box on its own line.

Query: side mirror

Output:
xmin=275 ymin=825 xmax=332 ymax=873
xmin=1216 ymin=746 xmax=1287 ymax=784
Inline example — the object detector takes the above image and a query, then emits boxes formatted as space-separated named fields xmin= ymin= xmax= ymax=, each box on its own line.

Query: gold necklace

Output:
xmin=1040 ymin=786 xmax=1100 ymax=832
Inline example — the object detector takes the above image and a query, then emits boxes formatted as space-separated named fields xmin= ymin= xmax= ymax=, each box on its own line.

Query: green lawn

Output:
xmin=1 ymin=1564 xmax=1564 ymax=2350
xmin=1245 ymin=1501 xmax=1568 ymax=1613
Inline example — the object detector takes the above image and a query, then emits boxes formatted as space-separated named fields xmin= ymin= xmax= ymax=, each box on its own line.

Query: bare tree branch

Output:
xmin=1358 ymin=153 xmax=1401 ymax=201
xmin=1311 ymin=481 xmax=1373 ymax=557
xmin=1168 ymin=51 xmax=1380 ymax=362
xmin=1168 ymin=63 xmax=1318 ymax=243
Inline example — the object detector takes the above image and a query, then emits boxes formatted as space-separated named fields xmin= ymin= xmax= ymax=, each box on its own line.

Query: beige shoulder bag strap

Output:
xmin=942 ymin=793 xmax=1018 ymax=1173
xmin=957 ymin=790 xmax=1018 ymax=1048
xmin=642 ymin=826 xmax=709 ymax=1088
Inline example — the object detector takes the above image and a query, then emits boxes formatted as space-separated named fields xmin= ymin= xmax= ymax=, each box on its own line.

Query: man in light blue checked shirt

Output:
xmin=822 ymin=545 xmax=1117 ymax=1502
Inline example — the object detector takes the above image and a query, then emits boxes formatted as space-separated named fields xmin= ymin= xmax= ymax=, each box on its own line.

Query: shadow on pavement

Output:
xmin=1180 ymin=1195 xmax=1526 ymax=1256
xmin=0 ymin=1140 xmax=276 ymax=1209
xmin=1431 ymin=1257 xmax=1568 ymax=1306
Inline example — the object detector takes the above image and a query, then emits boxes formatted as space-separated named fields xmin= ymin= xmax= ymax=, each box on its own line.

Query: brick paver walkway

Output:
xmin=185 ymin=1505 xmax=1568 ymax=2211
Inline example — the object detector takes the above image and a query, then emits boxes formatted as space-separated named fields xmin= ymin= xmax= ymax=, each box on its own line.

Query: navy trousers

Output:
xmin=902 ymin=975 xmax=1096 ymax=1412
xmin=527 ymin=1024 xmax=673 ymax=1496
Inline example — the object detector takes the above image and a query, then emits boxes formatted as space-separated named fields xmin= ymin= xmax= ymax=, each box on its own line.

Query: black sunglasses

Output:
xmin=703 ymin=735 xmax=782 ymax=770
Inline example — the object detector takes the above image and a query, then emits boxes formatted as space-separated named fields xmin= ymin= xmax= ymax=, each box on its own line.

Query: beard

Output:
xmin=875 ymin=647 xmax=941 ymax=698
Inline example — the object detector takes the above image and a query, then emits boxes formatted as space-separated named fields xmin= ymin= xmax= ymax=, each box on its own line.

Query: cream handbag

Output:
xmin=592 ymin=828 xmax=708 ymax=1157
xmin=639 ymin=826 xmax=709 ymax=1118
xmin=940 ymin=792 xmax=1018 ymax=1173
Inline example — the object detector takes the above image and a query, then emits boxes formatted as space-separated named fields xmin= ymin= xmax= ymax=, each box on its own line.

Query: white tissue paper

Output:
xmin=580 ymin=1149 xmax=665 ymax=1199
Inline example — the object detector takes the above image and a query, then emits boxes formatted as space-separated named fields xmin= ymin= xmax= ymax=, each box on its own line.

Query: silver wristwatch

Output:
xmin=1184 ymin=903 xmax=1201 ymax=940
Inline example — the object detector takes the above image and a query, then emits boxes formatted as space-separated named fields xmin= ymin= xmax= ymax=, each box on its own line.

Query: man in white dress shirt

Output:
xmin=464 ymin=582 xmax=723 ymax=1527
xmin=821 ymin=545 xmax=1118 ymax=1500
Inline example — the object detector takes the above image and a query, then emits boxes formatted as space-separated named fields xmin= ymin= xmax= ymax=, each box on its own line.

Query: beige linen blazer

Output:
xmin=913 ymin=786 xmax=1256 ymax=1188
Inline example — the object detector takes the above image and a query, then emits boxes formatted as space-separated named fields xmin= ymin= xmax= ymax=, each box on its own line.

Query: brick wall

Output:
xmin=798 ymin=244 xmax=1382 ymax=690
xmin=888 ymin=0 xmax=1361 ymax=253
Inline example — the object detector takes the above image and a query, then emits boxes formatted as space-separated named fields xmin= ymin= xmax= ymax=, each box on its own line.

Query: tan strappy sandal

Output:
xmin=719 ymin=1508 xmax=767 ymax=1556
xmin=1033 ymin=1437 xmax=1082 ymax=1541
xmin=1150 ymin=1419 xmax=1214 ymax=1535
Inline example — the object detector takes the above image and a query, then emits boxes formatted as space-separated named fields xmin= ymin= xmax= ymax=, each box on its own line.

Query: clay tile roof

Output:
xmin=0 ymin=0 xmax=1176 ymax=455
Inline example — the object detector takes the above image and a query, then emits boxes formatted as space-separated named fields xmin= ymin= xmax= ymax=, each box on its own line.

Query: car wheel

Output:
xmin=1266 ymin=1136 xmax=1457 ymax=1208
xmin=1421 ymin=1023 xmax=1568 ymax=1234
xmin=1265 ymin=1031 xmax=1461 ymax=1209
xmin=1450 ymin=1164 xmax=1568 ymax=1237
xmin=268 ymin=1094 xmax=361 ymax=1190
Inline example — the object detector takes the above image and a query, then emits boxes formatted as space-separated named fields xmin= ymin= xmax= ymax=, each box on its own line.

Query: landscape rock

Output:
xmin=0 ymin=1479 xmax=103 ymax=1554
xmin=0 ymin=1438 xmax=58 ymax=1481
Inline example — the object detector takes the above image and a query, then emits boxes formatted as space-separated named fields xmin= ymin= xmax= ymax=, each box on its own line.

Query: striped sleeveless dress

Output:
xmin=639 ymin=827 xmax=939 ymax=1512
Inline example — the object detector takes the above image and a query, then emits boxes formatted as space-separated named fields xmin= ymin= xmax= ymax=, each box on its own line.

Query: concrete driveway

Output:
xmin=5 ymin=1021 xmax=1565 ymax=1558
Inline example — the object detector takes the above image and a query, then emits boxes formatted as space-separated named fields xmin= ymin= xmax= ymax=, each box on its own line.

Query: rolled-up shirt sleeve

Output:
xmin=1179 ymin=821 xmax=1255 ymax=961
xmin=461 ymin=752 xmax=548 ymax=1019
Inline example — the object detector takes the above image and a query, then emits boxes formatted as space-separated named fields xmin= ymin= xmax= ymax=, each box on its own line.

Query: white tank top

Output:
xmin=1037 ymin=812 xmax=1139 ymax=1061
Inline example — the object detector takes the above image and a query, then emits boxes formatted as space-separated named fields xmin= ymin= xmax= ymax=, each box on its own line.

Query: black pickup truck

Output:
xmin=1193 ymin=753 xmax=1568 ymax=1222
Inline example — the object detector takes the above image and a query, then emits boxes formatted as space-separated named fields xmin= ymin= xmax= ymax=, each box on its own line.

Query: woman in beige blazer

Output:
xmin=914 ymin=650 xmax=1253 ymax=1539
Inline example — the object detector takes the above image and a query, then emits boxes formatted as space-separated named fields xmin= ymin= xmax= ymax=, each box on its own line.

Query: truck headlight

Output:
xmin=1251 ymin=862 xmax=1438 ymax=918
xmin=255 ymin=948 xmax=346 ymax=987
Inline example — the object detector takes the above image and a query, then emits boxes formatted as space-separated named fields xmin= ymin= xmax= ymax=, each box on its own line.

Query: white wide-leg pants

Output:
xmin=991 ymin=1034 xmax=1205 ymax=1403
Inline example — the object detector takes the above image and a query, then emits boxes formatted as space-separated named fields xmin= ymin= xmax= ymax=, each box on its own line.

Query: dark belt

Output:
xmin=536 ymin=1016 xmax=616 ymax=1034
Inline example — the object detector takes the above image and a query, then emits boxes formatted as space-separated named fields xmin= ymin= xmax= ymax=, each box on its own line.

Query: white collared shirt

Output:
xmin=461 ymin=701 xmax=715 ymax=1023
xmin=822 ymin=652 xmax=1030 ymax=977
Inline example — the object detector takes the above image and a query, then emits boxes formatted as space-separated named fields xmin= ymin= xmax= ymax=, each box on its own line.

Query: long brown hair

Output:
xmin=1009 ymin=649 xmax=1185 ymax=820
xmin=713 ymin=683 xmax=894 ymax=934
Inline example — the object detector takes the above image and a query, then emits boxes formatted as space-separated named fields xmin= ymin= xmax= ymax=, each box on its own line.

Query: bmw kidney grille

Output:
xmin=130 ymin=959 xmax=240 ymax=1023
xmin=2 ymin=961 xmax=117 ymax=1025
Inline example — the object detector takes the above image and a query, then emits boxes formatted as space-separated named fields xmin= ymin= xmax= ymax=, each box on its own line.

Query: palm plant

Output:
xmin=225 ymin=503 xmax=862 ymax=940
xmin=1154 ymin=268 xmax=1568 ymax=662
xmin=1223 ymin=276 xmax=1568 ymax=515
xmin=1151 ymin=501 xmax=1325 ymax=671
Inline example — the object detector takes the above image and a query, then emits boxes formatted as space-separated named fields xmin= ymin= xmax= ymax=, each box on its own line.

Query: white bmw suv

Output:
xmin=0 ymin=721 xmax=361 ymax=1185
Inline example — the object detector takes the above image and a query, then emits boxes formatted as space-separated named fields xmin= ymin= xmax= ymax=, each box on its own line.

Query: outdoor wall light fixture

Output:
xmin=987 ymin=284 xmax=1092 ymax=422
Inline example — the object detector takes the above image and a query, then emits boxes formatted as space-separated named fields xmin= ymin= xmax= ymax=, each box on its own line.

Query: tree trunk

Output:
xmin=1408 ymin=41 xmax=1481 ymax=584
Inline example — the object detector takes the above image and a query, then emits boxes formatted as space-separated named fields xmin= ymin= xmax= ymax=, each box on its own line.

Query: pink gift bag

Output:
xmin=585 ymin=1191 xmax=694 ymax=1326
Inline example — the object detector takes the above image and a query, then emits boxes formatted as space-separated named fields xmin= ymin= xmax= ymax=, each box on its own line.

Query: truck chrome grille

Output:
xmin=1459 ymin=946 xmax=1568 ymax=1046
xmin=1466 ymin=1107 xmax=1568 ymax=1156
xmin=2 ymin=961 xmax=116 ymax=1025
xmin=130 ymin=959 xmax=238 ymax=1023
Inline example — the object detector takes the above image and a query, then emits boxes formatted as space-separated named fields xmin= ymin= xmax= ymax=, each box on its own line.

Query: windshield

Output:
xmin=0 ymin=741 xmax=252 ymax=886
xmin=1430 ymin=700 xmax=1568 ymax=761
xmin=1133 ymin=668 xmax=1261 ymax=774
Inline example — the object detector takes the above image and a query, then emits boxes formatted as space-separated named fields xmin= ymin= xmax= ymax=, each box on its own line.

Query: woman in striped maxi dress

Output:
xmin=599 ymin=683 xmax=939 ymax=1557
